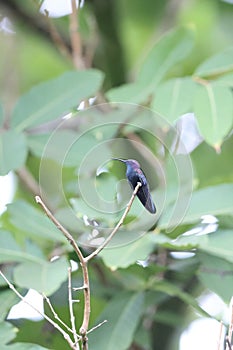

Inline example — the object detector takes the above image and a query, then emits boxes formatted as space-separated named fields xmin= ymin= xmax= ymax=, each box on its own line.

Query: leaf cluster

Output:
xmin=0 ymin=3 xmax=233 ymax=350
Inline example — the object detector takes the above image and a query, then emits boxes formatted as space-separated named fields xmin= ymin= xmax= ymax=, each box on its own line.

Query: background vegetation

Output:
xmin=0 ymin=0 xmax=233 ymax=349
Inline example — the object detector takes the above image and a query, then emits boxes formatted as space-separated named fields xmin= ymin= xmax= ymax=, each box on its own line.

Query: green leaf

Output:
xmin=0 ymin=323 xmax=47 ymax=350
xmin=151 ymin=280 xmax=211 ymax=318
xmin=26 ymin=134 xmax=51 ymax=159
xmin=88 ymin=292 xmax=144 ymax=350
xmin=151 ymin=77 xmax=196 ymax=122
xmin=0 ymin=322 xmax=17 ymax=345
xmin=6 ymin=201 xmax=67 ymax=243
xmin=198 ymin=230 xmax=233 ymax=263
xmin=0 ymin=290 xmax=17 ymax=322
xmin=186 ymin=183 xmax=233 ymax=222
xmin=4 ymin=344 xmax=50 ymax=350
xmin=195 ymin=46 xmax=233 ymax=78
xmin=191 ymin=137 xmax=233 ymax=187
xmin=0 ymin=230 xmax=44 ymax=264
xmin=27 ymin=130 xmax=100 ymax=167
xmin=0 ymin=130 xmax=27 ymax=175
xmin=106 ymin=27 xmax=194 ymax=104
xmin=170 ymin=228 xmax=233 ymax=260
xmin=70 ymin=195 xmax=116 ymax=222
xmin=106 ymin=82 xmax=151 ymax=103
xmin=198 ymin=252 xmax=233 ymax=303
xmin=216 ymin=72 xmax=233 ymax=87
xmin=14 ymin=257 xmax=68 ymax=295
xmin=193 ymin=84 xmax=233 ymax=148
xmin=75 ymin=145 xmax=111 ymax=175
xmin=100 ymin=233 xmax=169 ymax=270
xmin=160 ymin=183 xmax=233 ymax=228
xmin=115 ymin=268 xmax=148 ymax=291
xmin=0 ymin=103 xmax=4 ymax=127
xmin=9 ymin=316 xmax=66 ymax=349
xmin=12 ymin=70 xmax=104 ymax=131
xmin=138 ymin=26 xmax=194 ymax=84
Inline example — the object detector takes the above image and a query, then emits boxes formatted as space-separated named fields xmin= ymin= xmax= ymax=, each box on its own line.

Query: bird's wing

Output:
xmin=137 ymin=184 xmax=156 ymax=213
xmin=137 ymin=172 xmax=156 ymax=214
xmin=137 ymin=171 xmax=147 ymax=186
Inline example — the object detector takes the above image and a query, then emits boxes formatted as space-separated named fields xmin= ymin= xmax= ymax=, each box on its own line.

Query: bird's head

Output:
xmin=112 ymin=158 xmax=141 ymax=169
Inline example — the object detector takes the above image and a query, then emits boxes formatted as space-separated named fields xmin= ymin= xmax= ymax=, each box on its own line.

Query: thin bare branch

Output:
xmin=0 ymin=270 xmax=76 ymax=350
xmin=44 ymin=9 xmax=71 ymax=60
xmin=69 ymin=0 xmax=85 ymax=69
xmin=16 ymin=166 xmax=41 ymax=197
xmin=35 ymin=195 xmax=91 ymax=347
xmin=217 ymin=321 xmax=223 ymax=350
xmin=87 ymin=320 xmax=107 ymax=334
xmin=35 ymin=181 xmax=140 ymax=348
xmin=35 ymin=196 xmax=84 ymax=264
xmin=85 ymin=182 xmax=142 ymax=262
xmin=42 ymin=292 xmax=79 ymax=339
xmin=229 ymin=298 xmax=233 ymax=341
xmin=78 ymin=269 xmax=90 ymax=340
xmin=68 ymin=267 xmax=79 ymax=345
xmin=73 ymin=286 xmax=88 ymax=291
xmin=226 ymin=337 xmax=232 ymax=350
xmin=226 ymin=297 xmax=233 ymax=350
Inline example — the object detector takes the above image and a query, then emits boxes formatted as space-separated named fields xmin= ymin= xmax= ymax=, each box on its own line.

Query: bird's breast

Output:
xmin=127 ymin=172 xmax=140 ymax=188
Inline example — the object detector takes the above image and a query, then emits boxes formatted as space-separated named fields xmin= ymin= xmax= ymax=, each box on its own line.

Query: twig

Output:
xmin=226 ymin=337 xmax=232 ymax=350
xmin=35 ymin=195 xmax=90 ymax=345
xmin=35 ymin=181 xmax=140 ymax=348
xmin=44 ymin=10 xmax=71 ymax=60
xmin=229 ymin=299 xmax=233 ymax=342
xmin=226 ymin=298 xmax=233 ymax=350
xmin=217 ymin=321 xmax=223 ymax=350
xmin=87 ymin=320 xmax=107 ymax=334
xmin=69 ymin=0 xmax=85 ymax=69
xmin=85 ymin=182 xmax=142 ymax=262
xmin=79 ymin=180 xmax=140 ymax=345
xmin=73 ymin=286 xmax=87 ymax=291
xmin=43 ymin=293 xmax=79 ymax=339
xmin=193 ymin=76 xmax=209 ymax=86
xmin=16 ymin=166 xmax=41 ymax=197
xmin=0 ymin=270 xmax=77 ymax=350
xmin=68 ymin=267 xmax=79 ymax=346
xmin=35 ymin=196 xmax=84 ymax=263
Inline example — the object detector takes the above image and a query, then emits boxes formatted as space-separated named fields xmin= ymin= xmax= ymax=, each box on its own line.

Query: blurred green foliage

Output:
xmin=0 ymin=1 xmax=233 ymax=350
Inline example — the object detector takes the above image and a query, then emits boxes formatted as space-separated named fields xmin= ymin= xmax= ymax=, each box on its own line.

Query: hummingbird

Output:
xmin=112 ymin=158 xmax=156 ymax=214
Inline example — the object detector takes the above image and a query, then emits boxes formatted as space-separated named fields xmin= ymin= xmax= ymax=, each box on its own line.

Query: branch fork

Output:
xmin=1 ymin=182 xmax=141 ymax=350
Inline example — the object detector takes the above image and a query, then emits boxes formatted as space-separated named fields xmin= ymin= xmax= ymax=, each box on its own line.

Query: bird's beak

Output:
xmin=111 ymin=158 xmax=126 ymax=163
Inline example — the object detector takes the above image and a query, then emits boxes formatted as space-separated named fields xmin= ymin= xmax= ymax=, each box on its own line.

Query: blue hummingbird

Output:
xmin=112 ymin=158 xmax=156 ymax=214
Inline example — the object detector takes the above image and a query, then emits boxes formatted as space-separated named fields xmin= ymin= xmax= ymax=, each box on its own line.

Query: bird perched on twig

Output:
xmin=112 ymin=158 xmax=156 ymax=214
